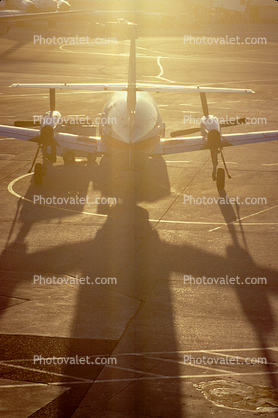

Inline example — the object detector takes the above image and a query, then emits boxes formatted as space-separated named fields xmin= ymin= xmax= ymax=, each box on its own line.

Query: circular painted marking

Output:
xmin=7 ymin=173 xmax=107 ymax=218
xmin=7 ymin=173 xmax=278 ymax=227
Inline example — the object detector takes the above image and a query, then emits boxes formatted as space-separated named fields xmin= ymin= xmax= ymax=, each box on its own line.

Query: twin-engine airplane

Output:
xmin=0 ymin=23 xmax=277 ymax=188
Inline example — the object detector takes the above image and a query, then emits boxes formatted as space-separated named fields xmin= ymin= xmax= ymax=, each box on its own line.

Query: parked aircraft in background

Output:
xmin=0 ymin=0 xmax=71 ymax=13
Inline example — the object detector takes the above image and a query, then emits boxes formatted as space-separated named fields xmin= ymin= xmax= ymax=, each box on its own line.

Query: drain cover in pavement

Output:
xmin=194 ymin=380 xmax=278 ymax=413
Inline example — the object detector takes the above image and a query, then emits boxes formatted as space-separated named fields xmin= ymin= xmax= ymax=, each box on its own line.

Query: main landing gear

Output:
xmin=28 ymin=126 xmax=56 ymax=185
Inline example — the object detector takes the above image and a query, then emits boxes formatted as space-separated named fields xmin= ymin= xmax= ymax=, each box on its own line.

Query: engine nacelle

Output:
xmin=40 ymin=124 xmax=54 ymax=145
xmin=207 ymin=129 xmax=222 ymax=149
xmin=200 ymin=115 xmax=220 ymax=136
xmin=200 ymin=115 xmax=222 ymax=148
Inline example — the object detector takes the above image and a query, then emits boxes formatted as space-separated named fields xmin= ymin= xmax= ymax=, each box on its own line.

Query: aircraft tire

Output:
xmin=216 ymin=167 xmax=225 ymax=189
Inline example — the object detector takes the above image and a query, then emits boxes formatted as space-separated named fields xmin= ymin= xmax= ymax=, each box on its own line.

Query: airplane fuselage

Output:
xmin=99 ymin=91 xmax=164 ymax=155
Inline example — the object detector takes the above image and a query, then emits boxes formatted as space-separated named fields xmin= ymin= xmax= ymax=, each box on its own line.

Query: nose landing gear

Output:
xmin=211 ymin=148 xmax=231 ymax=190
xmin=216 ymin=167 xmax=225 ymax=190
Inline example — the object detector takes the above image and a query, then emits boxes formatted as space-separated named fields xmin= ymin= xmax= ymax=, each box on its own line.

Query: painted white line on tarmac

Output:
xmin=156 ymin=56 xmax=175 ymax=83
xmin=209 ymin=203 xmax=278 ymax=232
xmin=93 ymin=371 xmax=278 ymax=384
xmin=8 ymin=173 xmax=278 ymax=227
xmin=0 ymin=382 xmax=78 ymax=388
xmin=117 ymin=354 xmax=232 ymax=375
xmin=2 ymin=348 xmax=277 ymax=386
xmin=0 ymin=361 xmax=91 ymax=382
xmin=1 ymin=369 xmax=277 ymax=387
xmin=117 ymin=347 xmax=278 ymax=356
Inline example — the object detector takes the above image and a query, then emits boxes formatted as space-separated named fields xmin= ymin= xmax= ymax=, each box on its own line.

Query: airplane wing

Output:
xmin=55 ymin=132 xmax=100 ymax=154
xmin=163 ymin=131 xmax=278 ymax=154
xmin=0 ymin=125 xmax=100 ymax=153
xmin=221 ymin=131 xmax=278 ymax=147
xmin=0 ymin=125 xmax=40 ymax=141
xmin=136 ymin=84 xmax=254 ymax=94
xmin=162 ymin=136 xmax=206 ymax=154
xmin=10 ymin=83 xmax=254 ymax=94
xmin=11 ymin=83 xmax=128 ymax=91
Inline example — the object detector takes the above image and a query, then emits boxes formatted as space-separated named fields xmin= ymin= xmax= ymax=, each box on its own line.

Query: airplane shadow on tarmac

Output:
xmin=218 ymin=188 xmax=278 ymax=395
xmin=0 ymin=156 xmax=278 ymax=417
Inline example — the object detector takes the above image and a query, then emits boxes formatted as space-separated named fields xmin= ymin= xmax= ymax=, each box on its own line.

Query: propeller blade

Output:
xmin=220 ymin=117 xmax=246 ymax=128
xmin=14 ymin=121 xmax=41 ymax=127
xmin=200 ymin=92 xmax=209 ymax=117
xmin=170 ymin=127 xmax=201 ymax=138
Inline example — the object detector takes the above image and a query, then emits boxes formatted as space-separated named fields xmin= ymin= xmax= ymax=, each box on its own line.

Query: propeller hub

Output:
xmin=201 ymin=115 xmax=220 ymax=132
xmin=41 ymin=111 xmax=62 ymax=129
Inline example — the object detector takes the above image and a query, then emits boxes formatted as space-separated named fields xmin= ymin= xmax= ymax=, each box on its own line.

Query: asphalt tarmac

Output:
xmin=0 ymin=20 xmax=278 ymax=418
